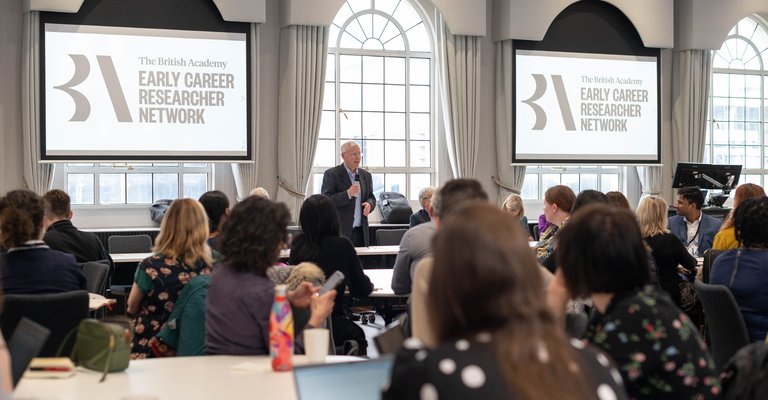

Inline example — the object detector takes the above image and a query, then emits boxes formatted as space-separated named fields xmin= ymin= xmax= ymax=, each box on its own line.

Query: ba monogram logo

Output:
xmin=520 ymin=74 xmax=576 ymax=131
xmin=54 ymin=54 xmax=133 ymax=122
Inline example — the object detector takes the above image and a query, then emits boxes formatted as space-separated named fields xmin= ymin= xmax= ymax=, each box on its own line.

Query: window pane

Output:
xmin=183 ymin=174 xmax=207 ymax=199
xmin=68 ymin=174 xmax=94 ymax=205
xmin=311 ymin=173 xmax=324 ymax=195
xmin=127 ymin=174 xmax=152 ymax=204
xmin=326 ymin=54 xmax=335 ymax=81
xmin=385 ymin=112 xmax=405 ymax=139
xmin=409 ymin=58 xmax=430 ymax=85
xmin=409 ymin=174 xmax=431 ymax=201
xmin=314 ymin=139 xmax=337 ymax=168
xmin=542 ymin=174 xmax=560 ymax=193
xmin=385 ymin=85 xmax=405 ymax=112
xmin=371 ymin=173 xmax=384 ymax=198
xmin=182 ymin=163 xmax=206 ymax=168
xmin=409 ymin=86 xmax=430 ymax=112
xmin=410 ymin=141 xmax=430 ymax=167
xmin=362 ymin=56 xmax=384 ymax=83
xmin=405 ymin=22 xmax=430 ymax=52
xmin=385 ymin=57 xmax=405 ymax=84
xmin=100 ymin=174 xmax=125 ymax=205
xmin=319 ymin=111 xmax=335 ymax=139
xmin=362 ymin=112 xmax=384 ymax=139
xmin=521 ymin=174 xmax=538 ymax=200
xmin=340 ymin=111 xmax=362 ymax=139
xmin=410 ymin=113 xmax=429 ymax=140
xmin=561 ymin=174 xmax=580 ymax=193
xmin=392 ymin=0 xmax=421 ymax=31
xmin=580 ymin=174 xmax=598 ymax=191
xmin=362 ymin=84 xmax=384 ymax=111
xmin=153 ymin=174 xmax=178 ymax=201
xmin=746 ymin=146 xmax=761 ymax=169
xmin=363 ymin=140 xmax=384 ymax=167
xmin=385 ymin=140 xmax=406 ymax=167
xmin=339 ymin=55 xmax=362 ymax=82
xmin=601 ymin=175 xmax=620 ymax=192
xmin=323 ymin=83 xmax=335 ymax=110
xmin=340 ymin=83 xmax=361 ymax=111
xmin=385 ymin=173 xmax=406 ymax=194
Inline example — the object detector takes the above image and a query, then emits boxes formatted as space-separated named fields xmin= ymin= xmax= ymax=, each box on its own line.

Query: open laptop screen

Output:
xmin=293 ymin=357 xmax=394 ymax=400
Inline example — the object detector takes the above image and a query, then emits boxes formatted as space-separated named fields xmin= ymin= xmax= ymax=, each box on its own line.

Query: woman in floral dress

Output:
xmin=127 ymin=199 xmax=212 ymax=358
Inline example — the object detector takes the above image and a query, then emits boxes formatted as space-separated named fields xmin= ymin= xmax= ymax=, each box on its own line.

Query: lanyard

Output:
xmin=685 ymin=220 xmax=702 ymax=247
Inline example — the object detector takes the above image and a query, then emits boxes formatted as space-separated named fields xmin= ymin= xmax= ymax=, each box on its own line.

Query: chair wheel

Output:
xmin=361 ymin=315 xmax=369 ymax=324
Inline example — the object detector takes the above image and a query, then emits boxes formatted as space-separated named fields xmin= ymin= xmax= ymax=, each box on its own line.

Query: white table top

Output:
xmin=111 ymin=246 xmax=401 ymax=264
xmin=364 ymin=269 xmax=404 ymax=298
xmin=14 ymin=355 xmax=361 ymax=400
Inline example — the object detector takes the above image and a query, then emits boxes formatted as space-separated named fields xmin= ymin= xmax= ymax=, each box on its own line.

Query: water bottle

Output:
xmin=269 ymin=284 xmax=294 ymax=371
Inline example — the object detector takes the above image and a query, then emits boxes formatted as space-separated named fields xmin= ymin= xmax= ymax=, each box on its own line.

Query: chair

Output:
xmin=80 ymin=261 xmax=109 ymax=295
xmin=107 ymin=234 xmax=153 ymax=254
xmin=375 ymin=229 xmax=408 ymax=246
xmin=8 ymin=317 xmax=50 ymax=386
xmin=373 ymin=319 xmax=405 ymax=355
xmin=701 ymin=248 xmax=725 ymax=283
xmin=0 ymin=290 xmax=89 ymax=357
xmin=694 ymin=280 xmax=751 ymax=369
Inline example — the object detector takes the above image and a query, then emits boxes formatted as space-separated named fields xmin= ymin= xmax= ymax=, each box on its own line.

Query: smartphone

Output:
xmin=319 ymin=271 xmax=345 ymax=295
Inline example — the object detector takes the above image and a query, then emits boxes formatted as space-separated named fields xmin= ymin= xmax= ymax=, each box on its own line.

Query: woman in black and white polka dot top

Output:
xmin=383 ymin=204 xmax=627 ymax=400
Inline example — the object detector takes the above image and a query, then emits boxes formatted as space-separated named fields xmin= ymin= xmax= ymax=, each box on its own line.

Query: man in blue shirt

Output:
xmin=668 ymin=186 xmax=722 ymax=256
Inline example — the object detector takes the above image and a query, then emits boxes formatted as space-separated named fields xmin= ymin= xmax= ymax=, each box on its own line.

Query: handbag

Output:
xmin=58 ymin=317 xmax=133 ymax=382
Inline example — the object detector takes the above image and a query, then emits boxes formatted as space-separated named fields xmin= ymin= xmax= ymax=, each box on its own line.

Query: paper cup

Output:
xmin=304 ymin=328 xmax=330 ymax=364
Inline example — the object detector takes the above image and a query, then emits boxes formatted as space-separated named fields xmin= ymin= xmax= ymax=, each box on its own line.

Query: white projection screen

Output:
xmin=42 ymin=23 xmax=250 ymax=161
xmin=514 ymin=50 xmax=660 ymax=164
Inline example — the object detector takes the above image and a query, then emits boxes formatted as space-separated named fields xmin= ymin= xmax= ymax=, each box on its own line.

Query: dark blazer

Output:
xmin=44 ymin=220 xmax=112 ymax=266
xmin=321 ymin=164 xmax=376 ymax=246
xmin=668 ymin=213 xmax=722 ymax=256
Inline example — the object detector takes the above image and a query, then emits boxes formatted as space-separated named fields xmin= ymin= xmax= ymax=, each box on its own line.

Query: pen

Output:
xmin=29 ymin=367 xmax=72 ymax=372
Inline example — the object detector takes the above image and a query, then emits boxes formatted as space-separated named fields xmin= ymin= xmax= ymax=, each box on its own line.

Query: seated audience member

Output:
xmin=636 ymin=196 xmax=697 ymax=308
xmin=713 ymin=183 xmax=765 ymax=250
xmin=384 ymin=204 xmax=627 ymax=400
xmin=553 ymin=204 xmax=720 ymax=399
xmin=711 ymin=197 xmax=768 ymax=342
xmin=42 ymin=189 xmax=112 ymax=266
xmin=409 ymin=186 xmax=434 ymax=228
xmin=606 ymin=191 xmax=631 ymax=209
xmin=535 ymin=185 xmax=575 ymax=267
xmin=501 ymin=193 xmax=529 ymax=236
xmin=668 ymin=186 xmax=722 ymax=256
xmin=127 ymin=199 xmax=213 ymax=359
xmin=155 ymin=273 xmax=210 ymax=357
xmin=206 ymin=197 xmax=334 ymax=355
xmin=0 ymin=190 xmax=86 ymax=294
xmin=289 ymin=194 xmax=373 ymax=354
xmin=391 ymin=189 xmax=438 ymax=295
xmin=537 ymin=213 xmax=550 ymax=237
xmin=198 ymin=190 xmax=230 ymax=251
xmin=249 ymin=186 xmax=270 ymax=199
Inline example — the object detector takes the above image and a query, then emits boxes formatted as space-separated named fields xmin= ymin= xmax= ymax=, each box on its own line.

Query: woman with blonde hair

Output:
xmin=128 ymin=198 xmax=213 ymax=358
xmin=636 ymin=196 xmax=697 ymax=307
xmin=501 ymin=193 xmax=529 ymax=235
xmin=713 ymin=183 xmax=766 ymax=250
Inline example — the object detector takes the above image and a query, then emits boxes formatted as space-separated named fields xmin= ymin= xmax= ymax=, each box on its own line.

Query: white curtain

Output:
xmin=275 ymin=25 xmax=328 ymax=220
xmin=438 ymin=18 xmax=481 ymax=178
xmin=636 ymin=165 xmax=663 ymax=202
xmin=494 ymin=40 xmax=526 ymax=202
xmin=671 ymin=49 xmax=712 ymax=166
xmin=231 ymin=24 xmax=261 ymax=201
xmin=22 ymin=11 xmax=53 ymax=194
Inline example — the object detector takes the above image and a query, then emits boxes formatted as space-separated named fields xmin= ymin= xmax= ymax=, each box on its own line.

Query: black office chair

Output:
xmin=8 ymin=317 xmax=50 ymax=386
xmin=0 ymin=290 xmax=89 ymax=357
xmin=375 ymin=229 xmax=408 ymax=246
xmin=80 ymin=261 xmax=110 ymax=296
xmin=694 ymin=280 xmax=751 ymax=369
xmin=701 ymin=248 xmax=725 ymax=284
xmin=108 ymin=234 xmax=153 ymax=254
xmin=373 ymin=319 xmax=405 ymax=355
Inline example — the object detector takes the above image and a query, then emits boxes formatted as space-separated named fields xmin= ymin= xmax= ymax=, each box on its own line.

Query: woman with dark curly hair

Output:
xmin=0 ymin=189 xmax=85 ymax=294
xmin=290 ymin=194 xmax=373 ymax=354
xmin=711 ymin=196 xmax=768 ymax=342
xmin=205 ymin=196 xmax=335 ymax=355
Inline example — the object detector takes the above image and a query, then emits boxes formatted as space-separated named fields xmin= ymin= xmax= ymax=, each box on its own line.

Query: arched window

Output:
xmin=310 ymin=0 xmax=434 ymax=200
xmin=705 ymin=16 xmax=768 ymax=186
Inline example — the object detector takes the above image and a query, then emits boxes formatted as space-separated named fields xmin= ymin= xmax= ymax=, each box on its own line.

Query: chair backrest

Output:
xmin=702 ymin=248 xmax=725 ymax=283
xmin=8 ymin=317 xmax=50 ymax=386
xmin=373 ymin=319 xmax=405 ymax=355
xmin=375 ymin=229 xmax=408 ymax=246
xmin=0 ymin=291 xmax=89 ymax=357
xmin=80 ymin=261 xmax=109 ymax=295
xmin=694 ymin=280 xmax=751 ymax=369
xmin=108 ymin=234 xmax=153 ymax=254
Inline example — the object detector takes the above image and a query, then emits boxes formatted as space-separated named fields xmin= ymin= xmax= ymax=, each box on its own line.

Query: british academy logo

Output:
xmin=54 ymin=54 xmax=133 ymax=122
xmin=520 ymin=74 xmax=576 ymax=131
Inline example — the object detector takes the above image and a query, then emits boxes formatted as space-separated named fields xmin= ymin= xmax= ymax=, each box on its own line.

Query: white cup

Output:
xmin=304 ymin=328 xmax=330 ymax=364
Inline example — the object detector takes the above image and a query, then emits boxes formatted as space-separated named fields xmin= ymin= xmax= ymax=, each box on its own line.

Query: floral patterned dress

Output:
xmin=131 ymin=254 xmax=209 ymax=359
xmin=585 ymin=286 xmax=721 ymax=400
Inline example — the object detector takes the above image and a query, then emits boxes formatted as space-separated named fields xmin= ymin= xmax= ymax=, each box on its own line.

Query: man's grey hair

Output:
xmin=340 ymin=140 xmax=360 ymax=155
xmin=418 ymin=186 xmax=435 ymax=207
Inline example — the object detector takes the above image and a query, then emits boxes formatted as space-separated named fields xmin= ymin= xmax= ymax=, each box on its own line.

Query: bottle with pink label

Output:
xmin=269 ymin=284 xmax=293 ymax=371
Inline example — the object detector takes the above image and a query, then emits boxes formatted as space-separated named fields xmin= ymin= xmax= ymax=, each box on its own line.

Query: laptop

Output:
xmin=8 ymin=317 xmax=51 ymax=387
xmin=293 ymin=356 xmax=394 ymax=400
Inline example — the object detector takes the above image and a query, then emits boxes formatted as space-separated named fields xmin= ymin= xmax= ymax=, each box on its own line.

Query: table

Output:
xmin=14 ymin=355 xmax=361 ymax=400
xmin=110 ymin=246 xmax=401 ymax=264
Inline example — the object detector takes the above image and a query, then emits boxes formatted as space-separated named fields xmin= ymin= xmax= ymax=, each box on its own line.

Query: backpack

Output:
xmin=378 ymin=192 xmax=413 ymax=224
xmin=720 ymin=342 xmax=768 ymax=400
xmin=149 ymin=199 xmax=173 ymax=224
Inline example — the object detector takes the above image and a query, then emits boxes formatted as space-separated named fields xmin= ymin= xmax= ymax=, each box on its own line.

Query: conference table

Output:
xmin=14 ymin=355 xmax=362 ymax=400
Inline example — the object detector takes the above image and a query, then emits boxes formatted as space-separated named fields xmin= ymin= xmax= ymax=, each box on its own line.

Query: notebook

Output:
xmin=293 ymin=357 xmax=394 ymax=400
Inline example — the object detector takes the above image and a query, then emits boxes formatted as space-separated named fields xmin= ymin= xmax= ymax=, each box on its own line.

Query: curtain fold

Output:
xmin=671 ymin=49 xmax=712 ymax=166
xmin=636 ymin=165 xmax=663 ymax=203
xmin=22 ymin=11 xmax=54 ymax=194
xmin=438 ymin=18 xmax=480 ymax=178
xmin=275 ymin=25 xmax=329 ymax=221
xmin=231 ymin=24 xmax=261 ymax=201
xmin=494 ymin=40 xmax=526 ymax=202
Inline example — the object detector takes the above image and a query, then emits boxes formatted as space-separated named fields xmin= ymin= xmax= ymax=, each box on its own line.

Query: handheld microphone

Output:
xmin=352 ymin=173 xmax=360 ymax=199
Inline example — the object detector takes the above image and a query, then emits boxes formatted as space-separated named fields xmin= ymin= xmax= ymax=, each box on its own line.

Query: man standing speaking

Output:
xmin=322 ymin=140 xmax=376 ymax=247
